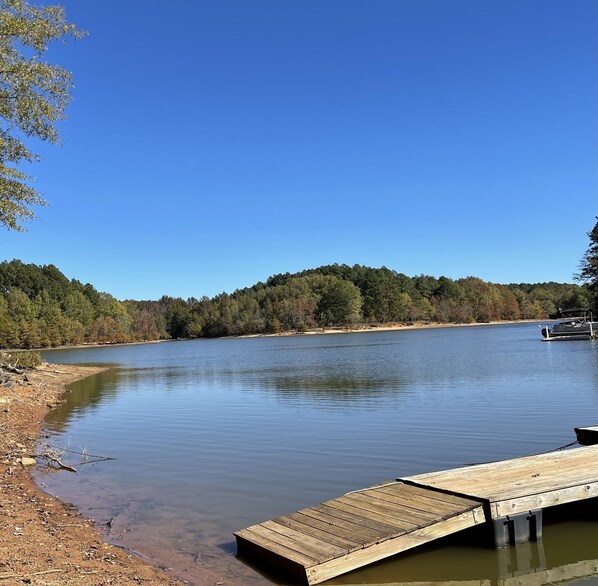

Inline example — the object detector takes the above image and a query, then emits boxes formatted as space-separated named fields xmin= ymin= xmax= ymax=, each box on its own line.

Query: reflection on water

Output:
xmin=36 ymin=326 xmax=598 ymax=585
xmin=44 ymin=369 xmax=120 ymax=433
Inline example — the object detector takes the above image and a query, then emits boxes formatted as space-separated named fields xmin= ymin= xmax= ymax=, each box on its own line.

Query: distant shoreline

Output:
xmin=38 ymin=339 xmax=169 ymax=353
xmin=238 ymin=319 xmax=543 ymax=339
xmin=17 ymin=319 xmax=544 ymax=353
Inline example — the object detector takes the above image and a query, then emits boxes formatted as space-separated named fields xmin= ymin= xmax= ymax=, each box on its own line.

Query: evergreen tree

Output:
xmin=576 ymin=217 xmax=598 ymax=312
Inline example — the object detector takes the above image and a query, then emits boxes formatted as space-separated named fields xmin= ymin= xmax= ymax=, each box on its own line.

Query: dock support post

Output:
xmin=491 ymin=509 xmax=542 ymax=548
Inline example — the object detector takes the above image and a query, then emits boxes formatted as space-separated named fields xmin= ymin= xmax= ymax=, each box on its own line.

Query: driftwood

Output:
xmin=1 ymin=364 xmax=23 ymax=375
xmin=43 ymin=454 xmax=77 ymax=473
xmin=58 ymin=446 xmax=115 ymax=461
xmin=39 ymin=443 xmax=115 ymax=473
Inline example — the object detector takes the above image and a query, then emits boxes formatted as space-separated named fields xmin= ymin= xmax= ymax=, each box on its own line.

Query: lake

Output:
xmin=38 ymin=324 xmax=598 ymax=585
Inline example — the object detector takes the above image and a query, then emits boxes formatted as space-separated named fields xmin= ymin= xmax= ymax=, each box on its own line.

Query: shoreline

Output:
xmin=23 ymin=319 xmax=546 ymax=352
xmin=0 ymin=319 xmax=547 ymax=584
xmin=0 ymin=362 xmax=222 ymax=585
xmin=33 ymin=339 xmax=170 ymax=353
xmin=239 ymin=318 xmax=543 ymax=339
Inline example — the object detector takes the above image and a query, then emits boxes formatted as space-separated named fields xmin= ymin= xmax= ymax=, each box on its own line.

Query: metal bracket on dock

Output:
xmin=492 ymin=509 xmax=542 ymax=548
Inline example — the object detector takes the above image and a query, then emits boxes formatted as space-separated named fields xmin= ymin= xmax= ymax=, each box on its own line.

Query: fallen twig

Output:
xmin=78 ymin=457 xmax=114 ymax=466
xmin=44 ymin=454 xmax=77 ymax=473
xmin=58 ymin=447 xmax=115 ymax=461
xmin=38 ymin=442 xmax=114 ymax=472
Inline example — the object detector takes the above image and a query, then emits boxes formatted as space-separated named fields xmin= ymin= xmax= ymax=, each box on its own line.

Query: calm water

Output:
xmin=37 ymin=325 xmax=598 ymax=585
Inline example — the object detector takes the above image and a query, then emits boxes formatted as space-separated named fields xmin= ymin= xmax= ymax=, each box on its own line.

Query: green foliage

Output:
xmin=316 ymin=278 xmax=362 ymax=326
xmin=0 ymin=260 xmax=589 ymax=349
xmin=0 ymin=260 xmax=169 ymax=348
xmin=163 ymin=265 xmax=586 ymax=338
xmin=576 ymin=217 xmax=598 ymax=313
xmin=1 ymin=349 xmax=41 ymax=368
xmin=0 ymin=0 xmax=84 ymax=230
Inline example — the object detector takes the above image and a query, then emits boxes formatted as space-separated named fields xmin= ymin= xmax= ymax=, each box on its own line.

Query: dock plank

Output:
xmin=310 ymin=503 xmax=400 ymax=534
xmin=272 ymin=515 xmax=361 ymax=550
xmin=383 ymin=481 xmax=482 ymax=508
xmin=333 ymin=494 xmax=424 ymax=529
xmin=338 ymin=493 xmax=428 ymax=527
xmin=287 ymin=511 xmax=377 ymax=547
xmin=369 ymin=485 xmax=477 ymax=516
xmin=324 ymin=497 xmax=415 ymax=530
xmin=260 ymin=520 xmax=348 ymax=559
xmin=235 ymin=526 xmax=319 ymax=566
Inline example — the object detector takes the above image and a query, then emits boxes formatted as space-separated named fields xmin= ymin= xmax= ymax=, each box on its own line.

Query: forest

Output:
xmin=0 ymin=260 xmax=591 ymax=349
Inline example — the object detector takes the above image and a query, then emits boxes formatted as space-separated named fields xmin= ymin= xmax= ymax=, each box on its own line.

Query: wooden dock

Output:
xmin=234 ymin=444 xmax=598 ymax=585
xmin=404 ymin=444 xmax=598 ymax=520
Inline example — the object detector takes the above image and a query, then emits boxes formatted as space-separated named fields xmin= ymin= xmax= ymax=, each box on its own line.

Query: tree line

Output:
xmin=0 ymin=259 xmax=592 ymax=349
xmin=1 ymin=5 xmax=595 ymax=349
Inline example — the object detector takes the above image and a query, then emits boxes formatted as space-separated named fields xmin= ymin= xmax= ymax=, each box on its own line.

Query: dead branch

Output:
xmin=58 ymin=446 xmax=115 ymax=461
xmin=43 ymin=454 xmax=77 ymax=473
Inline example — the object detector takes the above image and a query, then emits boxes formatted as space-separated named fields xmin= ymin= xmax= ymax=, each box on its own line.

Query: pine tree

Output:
xmin=576 ymin=217 xmax=598 ymax=313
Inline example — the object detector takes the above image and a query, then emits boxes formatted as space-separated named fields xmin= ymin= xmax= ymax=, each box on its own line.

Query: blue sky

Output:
xmin=1 ymin=0 xmax=596 ymax=300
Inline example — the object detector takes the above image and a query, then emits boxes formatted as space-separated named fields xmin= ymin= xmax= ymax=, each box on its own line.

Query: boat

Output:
xmin=540 ymin=308 xmax=597 ymax=340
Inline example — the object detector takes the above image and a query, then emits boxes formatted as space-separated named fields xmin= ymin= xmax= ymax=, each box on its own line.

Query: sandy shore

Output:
xmin=0 ymin=363 xmax=225 ymax=585
xmin=241 ymin=319 xmax=542 ymax=338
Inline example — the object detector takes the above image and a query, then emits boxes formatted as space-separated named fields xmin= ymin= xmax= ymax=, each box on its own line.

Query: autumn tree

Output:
xmin=0 ymin=0 xmax=83 ymax=230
